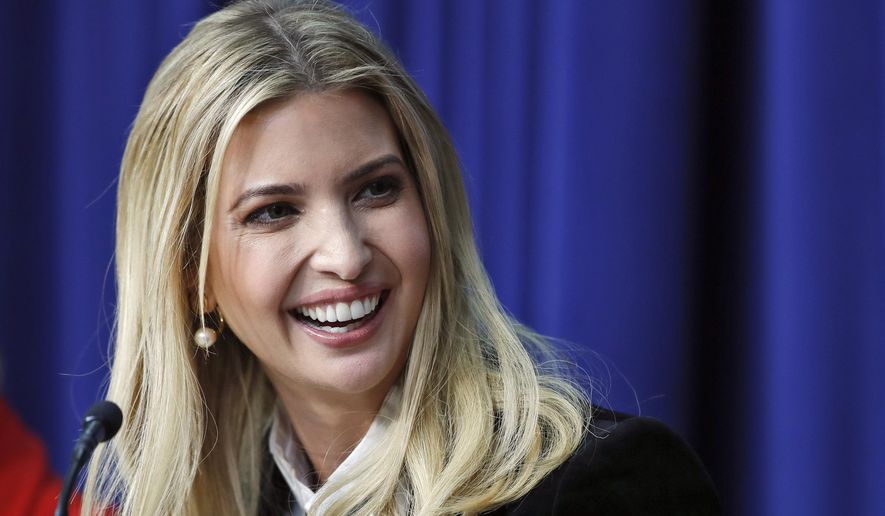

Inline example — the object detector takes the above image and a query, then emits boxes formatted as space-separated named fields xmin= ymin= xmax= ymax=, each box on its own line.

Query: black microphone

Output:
xmin=55 ymin=401 xmax=123 ymax=516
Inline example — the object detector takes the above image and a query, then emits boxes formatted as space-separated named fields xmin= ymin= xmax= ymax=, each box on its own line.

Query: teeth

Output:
xmin=317 ymin=321 xmax=364 ymax=333
xmin=335 ymin=302 xmax=350 ymax=322
xmin=298 ymin=294 xmax=382 ymax=324
xmin=350 ymin=300 xmax=365 ymax=319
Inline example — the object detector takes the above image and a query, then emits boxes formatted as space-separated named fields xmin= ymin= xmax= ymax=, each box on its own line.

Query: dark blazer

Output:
xmin=260 ymin=408 xmax=721 ymax=515
xmin=486 ymin=407 xmax=721 ymax=515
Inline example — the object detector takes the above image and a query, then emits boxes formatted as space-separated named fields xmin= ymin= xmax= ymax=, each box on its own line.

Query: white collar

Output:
xmin=268 ymin=386 xmax=402 ymax=514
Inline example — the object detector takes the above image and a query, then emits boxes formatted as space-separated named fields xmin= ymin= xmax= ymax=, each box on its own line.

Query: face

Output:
xmin=208 ymin=90 xmax=430 ymax=405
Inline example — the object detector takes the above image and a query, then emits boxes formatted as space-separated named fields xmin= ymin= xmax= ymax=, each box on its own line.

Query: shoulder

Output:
xmin=491 ymin=407 xmax=722 ymax=515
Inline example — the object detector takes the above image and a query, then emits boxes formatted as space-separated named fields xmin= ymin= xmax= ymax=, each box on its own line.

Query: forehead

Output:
xmin=220 ymin=90 xmax=401 ymax=191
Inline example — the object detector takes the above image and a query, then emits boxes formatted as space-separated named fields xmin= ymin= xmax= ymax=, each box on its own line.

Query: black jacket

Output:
xmin=486 ymin=407 xmax=721 ymax=515
xmin=260 ymin=408 xmax=721 ymax=515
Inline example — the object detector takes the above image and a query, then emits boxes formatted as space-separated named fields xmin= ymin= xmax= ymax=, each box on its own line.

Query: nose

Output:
xmin=308 ymin=208 xmax=371 ymax=281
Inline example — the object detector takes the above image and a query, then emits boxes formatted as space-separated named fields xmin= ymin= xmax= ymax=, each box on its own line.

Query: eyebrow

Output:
xmin=228 ymin=154 xmax=405 ymax=212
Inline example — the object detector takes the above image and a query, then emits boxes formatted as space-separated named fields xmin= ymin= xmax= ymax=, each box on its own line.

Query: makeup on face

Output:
xmin=208 ymin=90 xmax=431 ymax=400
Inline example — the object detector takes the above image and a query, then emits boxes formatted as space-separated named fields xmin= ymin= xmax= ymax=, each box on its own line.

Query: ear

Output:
xmin=204 ymin=289 xmax=217 ymax=313
xmin=192 ymin=288 xmax=217 ymax=314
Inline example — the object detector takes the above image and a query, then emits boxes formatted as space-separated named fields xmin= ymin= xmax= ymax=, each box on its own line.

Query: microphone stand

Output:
xmin=55 ymin=401 xmax=123 ymax=516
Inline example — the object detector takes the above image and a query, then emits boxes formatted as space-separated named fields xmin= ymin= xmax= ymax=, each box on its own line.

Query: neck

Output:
xmin=275 ymin=385 xmax=391 ymax=486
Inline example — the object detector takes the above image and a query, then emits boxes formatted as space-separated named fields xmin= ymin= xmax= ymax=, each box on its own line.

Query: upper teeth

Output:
xmin=298 ymin=294 xmax=381 ymax=323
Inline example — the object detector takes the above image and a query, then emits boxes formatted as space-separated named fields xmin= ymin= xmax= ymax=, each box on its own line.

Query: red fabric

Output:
xmin=0 ymin=398 xmax=82 ymax=516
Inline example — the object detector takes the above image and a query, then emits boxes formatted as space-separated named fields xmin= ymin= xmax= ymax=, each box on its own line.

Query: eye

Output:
xmin=357 ymin=176 xmax=402 ymax=205
xmin=244 ymin=202 xmax=298 ymax=225
xmin=365 ymin=179 xmax=393 ymax=197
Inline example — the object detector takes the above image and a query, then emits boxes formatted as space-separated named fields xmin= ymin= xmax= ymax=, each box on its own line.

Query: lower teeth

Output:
xmin=314 ymin=318 xmax=367 ymax=333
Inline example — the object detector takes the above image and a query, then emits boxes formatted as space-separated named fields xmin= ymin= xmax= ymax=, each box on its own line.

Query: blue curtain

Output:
xmin=1 ymin=1 xmax=881 ymax=514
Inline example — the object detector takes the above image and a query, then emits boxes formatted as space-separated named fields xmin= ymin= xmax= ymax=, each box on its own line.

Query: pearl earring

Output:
xmin=194 ymin=326 xmax=218 ymax=349
xmin=194 ymin=307 xmax=225 ymax=350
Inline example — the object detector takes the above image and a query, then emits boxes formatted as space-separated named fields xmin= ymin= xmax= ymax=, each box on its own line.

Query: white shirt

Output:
xmin=268 ymin=386 xmax=402 ymax=515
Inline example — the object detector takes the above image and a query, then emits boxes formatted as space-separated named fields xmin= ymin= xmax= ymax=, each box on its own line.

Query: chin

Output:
xmin=312 ymin=351 xmax=404 ymax=397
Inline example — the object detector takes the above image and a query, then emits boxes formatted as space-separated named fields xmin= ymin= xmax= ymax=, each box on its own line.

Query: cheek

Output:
xmin=209 ymin=234 xmax=299 ymax=332
xmin=392 ymin=211 xmax=432 ymax=294
xmin=402 ymin=225 xmax=431 ymax=283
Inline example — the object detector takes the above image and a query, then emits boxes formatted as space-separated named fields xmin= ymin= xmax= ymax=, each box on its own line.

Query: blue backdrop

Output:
xmin=1 ymin=1 xmax=882 ymax=514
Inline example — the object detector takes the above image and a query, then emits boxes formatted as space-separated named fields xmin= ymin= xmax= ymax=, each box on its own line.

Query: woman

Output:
xmin=84 ymin=1 xmax=720 ymax=514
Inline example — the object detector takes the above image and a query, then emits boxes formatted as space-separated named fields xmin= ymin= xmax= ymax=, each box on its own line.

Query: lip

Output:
xmin=291 ymin=290 xmax=389 ymax=348
xmin=292 ymin=282 xmax=387 ymax=309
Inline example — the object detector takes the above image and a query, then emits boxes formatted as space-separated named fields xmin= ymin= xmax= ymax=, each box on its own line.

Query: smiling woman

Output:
xmin=82 ymin=0 xmax=719 ymax=515
xmin=208 ymin=91 xmax=430 ymax=483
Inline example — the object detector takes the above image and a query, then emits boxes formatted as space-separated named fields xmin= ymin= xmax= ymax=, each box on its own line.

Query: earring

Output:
xmin=194 ymin=309 xmax=225 ymax=350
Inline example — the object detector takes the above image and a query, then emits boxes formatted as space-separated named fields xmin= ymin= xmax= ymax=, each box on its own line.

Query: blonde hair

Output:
xmin=84 ymin=1 xmax=588 ymax=514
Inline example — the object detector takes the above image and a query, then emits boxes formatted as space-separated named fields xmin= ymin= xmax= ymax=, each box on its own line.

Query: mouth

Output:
xmin=290 ymin=290 xmax=389 ymax=334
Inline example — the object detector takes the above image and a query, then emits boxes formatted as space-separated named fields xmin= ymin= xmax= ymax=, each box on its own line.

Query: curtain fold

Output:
xmin=756 ymin=1 xmax=884 ymax=514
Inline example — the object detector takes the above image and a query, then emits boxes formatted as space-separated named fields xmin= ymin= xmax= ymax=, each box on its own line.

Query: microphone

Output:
xmin=55 ymin=400 xmax=123 ymax=516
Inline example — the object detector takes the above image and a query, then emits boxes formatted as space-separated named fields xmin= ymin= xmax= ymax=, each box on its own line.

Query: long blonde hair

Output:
xmin=84 ymin=1 xmax=588 ymax=514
